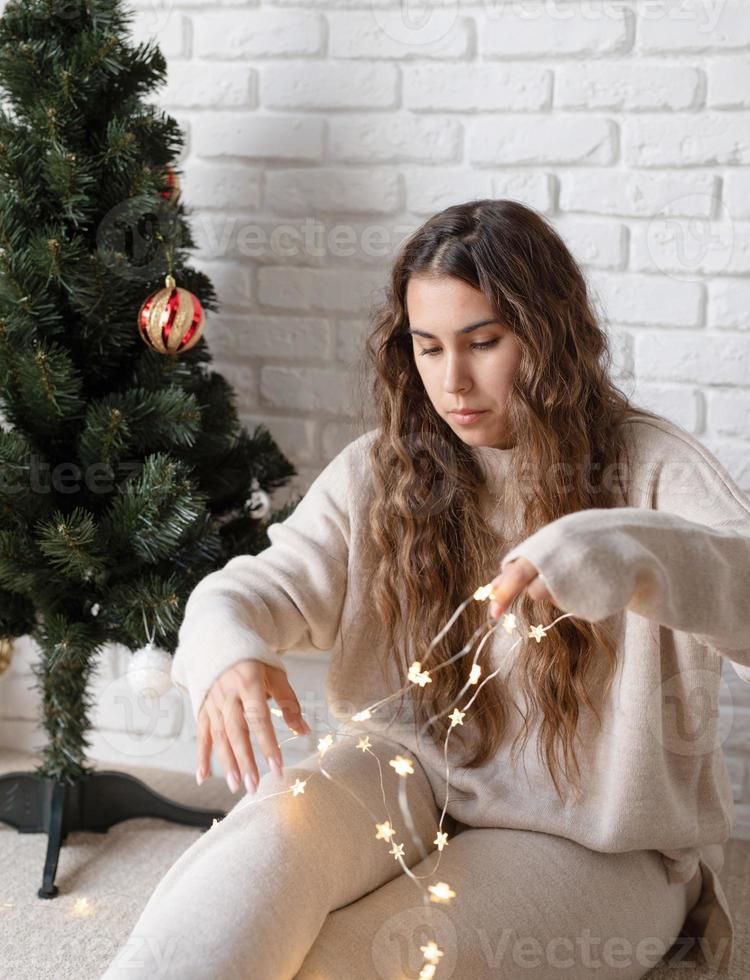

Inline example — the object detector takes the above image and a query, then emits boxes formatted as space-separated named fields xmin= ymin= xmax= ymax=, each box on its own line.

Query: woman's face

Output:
xmin=406 ymin=275 xmax=522 ymax=450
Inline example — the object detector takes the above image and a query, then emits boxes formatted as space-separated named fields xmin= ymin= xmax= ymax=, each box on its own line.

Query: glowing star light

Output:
xmin=474 ymin=583 xmax=494 ymax=601
xmin=291 ymin=778 xmax=307 ymax=796
xmin=449 ymin=708 xmax=465 ymax=727
xmin=468 ymin=663 xmax=482 ymax=685
xmin=389 ymin=754 xmax=415 ymax=776
xmin=502 ymin=612 xmax=517 ymax=633
xmin=433 ymin=831 xmax=449 ymax=851
xmin=389 ymin=841 xmax=405 ymax=860
xmin=317 ymin=733 xmax=334 ymax=756
xmin=421 ymin=941 xmax=445 ymax=965
xmin=428 ymin=881 xmax=456 ymax=904
xmin=375 ymin=820 xmax=396 ymax=842
xmin=408 ymin=660 xmax=432 ymax=687
xmin=352 ymin=708 xmax=372 ymax=721
xmin=356 ymin=735 xmax=372 ymax=752
xmin=528 ymin=623 xmax=548 ymax=643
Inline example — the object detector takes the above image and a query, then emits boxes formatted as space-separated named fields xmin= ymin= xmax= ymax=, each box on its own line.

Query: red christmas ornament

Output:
xmin=160 ymin=165 xmax=180 ymax=204
xmin=137 ymin=274 xmax=205 ymax=355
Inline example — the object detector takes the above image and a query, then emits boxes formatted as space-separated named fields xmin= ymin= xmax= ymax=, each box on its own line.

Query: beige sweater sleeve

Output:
xmin=170 ymin=442 xmax=354 ymax=720
xmin=500 ymin=434 xmax=750 ymax=673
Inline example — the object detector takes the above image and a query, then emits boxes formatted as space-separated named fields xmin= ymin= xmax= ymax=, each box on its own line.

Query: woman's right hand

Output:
xmin=195 ymin=659 xmax=312 ymax=795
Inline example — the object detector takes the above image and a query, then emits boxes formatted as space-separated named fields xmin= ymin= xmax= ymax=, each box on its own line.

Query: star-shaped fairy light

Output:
xmin=408 ymin=660 xmax=433 ymax=687
xmin=421 ymin=940 xmax=445 ymax=965
xmin=528 ymin=623 xmax=548 ymax=643
xmin=317 ymin=733 xmax=334 ymax=756
xmin=225 ymin=576 xmax=575 ymax=979
xmin=428 ymin=881 xmax=456 ymax=904
xmin=375 ymin=820 xmax=396 ymax=842
xmin=389 ymin=754 xmax=414 ymax=776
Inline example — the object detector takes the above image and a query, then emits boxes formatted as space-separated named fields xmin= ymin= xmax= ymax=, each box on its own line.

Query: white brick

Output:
xmin=193 ymin=114 xmax=323 ymax=162
xmin=129 ymin=11 xmax=188 ymax=58
xmin=260 ymin=365 xmax=360 ymax=416
xmin=403 ymin=64 xmax=550 ymax=111
xmin=335 ymin=320 xmax=370 ymax=365
xmin=556 ymin=63 xmax=701 ymax=110
xmin=212 ymin=359 xmax=260 ymax=411
xmin=708 ymin=57 xmax=750 ymax=108
xmin=328 ymin=11 xmax=470 ymax=59
xmin=591 ymin=272 xmax=704 ymax=327
xmin=477 ymin=6 xmax=631 ymax=58
xmin=634 ymin=332 xmax=750 ymax=385
xmin=180 ymin=164 xmax=262 ymax=210
xmin=605 ymin=327 xmax=634 ymax=378
xmin=265 ymin=169 xmax=400 ymax=214
xmin=707 ymin=391 xmax=750 ymax=436
xmin=724 ymin=172 xmax=750 ymax=220
xmin=240 ymin=418 xmax=316 ymax=468
xmin=629 ymin=382 xmax=703 ymax=432
xmin=193 ymin=11 xmax=322 ymax=58
xmin=709 ymin=278 xmax=750 ymax=329
xmin=209 ymin=315 xmax=330 ymax=360
xmin=553 ymin=218 xmax=626 ymax=270
xmin=491 ymin=172 xmax=554 ymax=213
xmin=404 ymin=169 xmax=491 ymax=215
xmin=702 ymin=440 xmax=750 ymax=493
xmin=193 ymin=261 xmax=253 ymax=309
xmin=162 ymin=62 xmax=255 ymax=108
xmin=559 ymin=171 xmax=718 ymax=218
xmin=257 ymin=267 xmax=385 ymax=314
xmin=629 ymin=219 xmax=744 ymax=277
xmin=261 ymin=62 xmax=398 ymax=109
xmin=637 ymin=1 xmax=750 ymax=52
xmin=624 ymin=114 xmax=750 ymax=166
xmin=329 ymin=116 xmax=461 ymax=164
xmin=469 ymin=117 xmax=616 ymax=166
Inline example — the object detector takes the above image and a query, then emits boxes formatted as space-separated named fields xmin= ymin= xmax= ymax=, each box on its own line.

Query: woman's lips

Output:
xmin=451 ymin=410 xmax=488 ymax=425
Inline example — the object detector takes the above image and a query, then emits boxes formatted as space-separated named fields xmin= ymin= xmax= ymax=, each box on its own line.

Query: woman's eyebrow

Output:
xmin=407 ymin=318 xmax=500 ymax=339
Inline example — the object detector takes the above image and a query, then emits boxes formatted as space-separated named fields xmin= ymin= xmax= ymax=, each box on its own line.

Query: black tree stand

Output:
xmin=0 ymin=768 xmax=226 ymax=898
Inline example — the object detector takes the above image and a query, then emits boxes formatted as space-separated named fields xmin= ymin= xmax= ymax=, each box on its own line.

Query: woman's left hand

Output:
xmin=487 ymin=557 xmax=555 ymax=619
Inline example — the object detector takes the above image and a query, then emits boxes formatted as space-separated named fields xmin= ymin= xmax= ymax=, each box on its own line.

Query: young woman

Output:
xmin=102 ymin=200 xmax=749 ymax=980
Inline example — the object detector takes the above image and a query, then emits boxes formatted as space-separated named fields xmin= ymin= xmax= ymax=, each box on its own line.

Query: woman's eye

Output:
xmin=418 ymin=339 xmax=499 ymax=357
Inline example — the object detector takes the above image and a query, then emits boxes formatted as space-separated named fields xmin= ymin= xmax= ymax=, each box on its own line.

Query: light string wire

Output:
xmin=224 ymin=585 xmax=575 ymax=978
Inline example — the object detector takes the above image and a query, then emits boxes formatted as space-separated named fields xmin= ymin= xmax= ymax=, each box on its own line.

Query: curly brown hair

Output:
xmin=351 ymin=199 xmax=665 ymax=801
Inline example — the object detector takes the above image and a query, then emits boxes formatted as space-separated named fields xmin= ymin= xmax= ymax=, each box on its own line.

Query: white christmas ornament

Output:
xmin=127 ymin=642 xmax=173 ymax=698
xmin=245 ymin=477 xmax=271 ymax=520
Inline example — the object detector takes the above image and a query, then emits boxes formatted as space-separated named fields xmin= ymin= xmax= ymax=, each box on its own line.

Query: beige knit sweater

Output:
xmin=172 ymin=416 xmax=750 ymax=973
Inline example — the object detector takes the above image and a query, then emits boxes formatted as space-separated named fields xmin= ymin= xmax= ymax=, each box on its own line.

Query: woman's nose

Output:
xmin=443 ymin=355 xmax=471 ymax=392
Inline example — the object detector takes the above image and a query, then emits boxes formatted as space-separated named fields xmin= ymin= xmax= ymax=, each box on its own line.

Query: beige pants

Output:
xmin=100 ymin=734 xmax=701 ymax=980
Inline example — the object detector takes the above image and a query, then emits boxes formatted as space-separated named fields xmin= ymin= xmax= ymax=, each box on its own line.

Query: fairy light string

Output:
xmin=222 ymin=584 xmax=575 ymax=978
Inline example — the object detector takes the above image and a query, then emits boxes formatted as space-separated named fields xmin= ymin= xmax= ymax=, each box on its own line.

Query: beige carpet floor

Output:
xmin=0 ymin=747 xmax=748 ymax=980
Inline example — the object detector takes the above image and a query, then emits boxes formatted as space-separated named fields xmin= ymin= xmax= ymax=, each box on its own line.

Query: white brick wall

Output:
xmin=1 ymin=0 xmax=749 ymax=827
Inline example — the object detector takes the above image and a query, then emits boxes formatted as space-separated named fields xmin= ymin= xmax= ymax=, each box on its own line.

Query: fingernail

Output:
xmin=300 ymin=719 xmax=312 ymax=735
xmin=227 ymin=771 xmax=240 ymax=793
xmin=270 ymin=757 xmax=283 ymax=777
xmin=243 ymin=773 xmax=256 ymax=794
xmin=196 ymin=766 xmax=205 ymax=786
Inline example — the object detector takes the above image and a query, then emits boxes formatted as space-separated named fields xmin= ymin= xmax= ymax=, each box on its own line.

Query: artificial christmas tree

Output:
xmin=0 ymin=0 xmax=301 ymax=897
